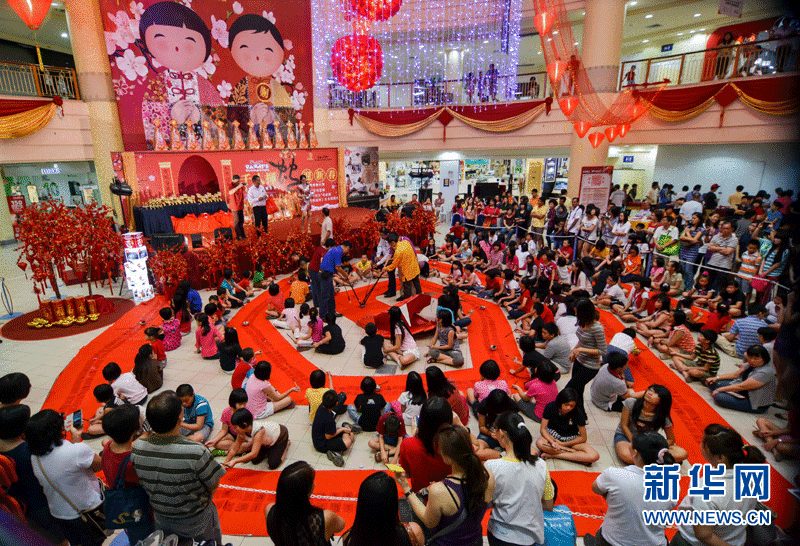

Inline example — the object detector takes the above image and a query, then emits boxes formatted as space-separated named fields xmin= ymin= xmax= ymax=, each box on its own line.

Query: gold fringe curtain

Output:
xmin=447 ymin=103 xmax=547 ymax=132
xmin=0 ymin=103 xmax=58 ymax=139
xmin=645 ymin=98 xmax=718 ymax=122
xmin=732 ymin=84 xmax=800 ymax=116
xmin=351 ymin=109 xmax=443 ymax=137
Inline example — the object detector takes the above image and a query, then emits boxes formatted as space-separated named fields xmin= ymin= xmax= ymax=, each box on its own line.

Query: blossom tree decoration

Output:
xmin=148 ymin=245 xmax=189 ymax=296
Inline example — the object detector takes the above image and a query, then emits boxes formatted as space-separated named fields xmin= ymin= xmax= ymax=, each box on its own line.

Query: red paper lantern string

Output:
xmin=588 ymin=132 xmax=606 ymax=148
xmin=573 ymin=120 xmax=593 ymax=138
xmin=350 ymin=0 xmax=403 ymax=21
xmin=546 ymin=60 xmax=567 ymax=84
xmin=604 ymin=125 xmax=618 ymax=143
xmin=6 ymin=0 xmax=51 ymax=30
xmin=617 ymin=123 xmax=630 ymax=138
xmin=559 ymin=96 xmax=578 ymax=117
xmin=533 ymin=10 xmax=554 ymax=35
xmin=330 ymin=34 xmax=384 ymax=92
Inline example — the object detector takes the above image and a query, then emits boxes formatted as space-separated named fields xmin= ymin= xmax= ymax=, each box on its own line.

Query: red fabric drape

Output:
xmin=0 ymin=96 xmax=61 ymax=116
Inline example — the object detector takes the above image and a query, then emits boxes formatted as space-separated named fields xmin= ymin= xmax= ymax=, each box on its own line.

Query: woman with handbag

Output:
xmin=27 ymin=409 xmax=106 ymax=546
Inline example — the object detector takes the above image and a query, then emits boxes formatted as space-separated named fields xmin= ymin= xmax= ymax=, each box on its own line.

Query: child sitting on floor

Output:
xmin=290 ymin=272 xmax=310 ymax=304
xmin=305 ymin=370 xmax=347 ymax=424
xmin=466 ymin=359 xmax=509 ymax=407
xmin=205 ymin=388 xmax=248 ymax=454
xmin=237 ymin=271 xmax=256 ymax=297
xmin=312 ymin=390 xmax=357 ymax=467
xmin=205 ymin=301 xmax=225 ymax=326
xmin=102 ymin=362 xmax=147 ymax=406
xmin=194 ymin=313 xmax=222 ymax=359
xmin=222 ymin=408 xmax=290 ymax=470
xmin=671 ymin=329 xmax=720 ymax=382
xmin=594 ymin=274 xmax=627 ymax=309
xmin=511 ymin=359 xmax=558 ymax=422
xmin=215 ymin=289 xmax=233 ymax=313
xmin=351 ymin=255 xmax=373 ymax=283
xmin=682 ymin=271 xmax=714 ymax=308
xmin=348 ymin=377 xmax=388 ymax=433
xmin=611 ymin=277 xmax=650 ymax=322
xmin=360 ymin=322 xmax=384 ymax=368
xmin=144 ymin=326 xmax=166 ymax=365
xmin=444 ymin=261 xmax=464 ymax=285
xmin=273 ymin=298 xmax=299 ymax=331
xmin=368 ymin=409 xmax=406 ymax=464
xmin=231 ymin=348 xmax=256 ymax=390
xmin=176 ymin=383 xmax=214 ymax=443
xmin=392 ymin=371 xmax=426 ymax=426
xmin=159 ymin=307 xmax=182 ymax=351
xmin=252 ymin=263 xmax=267 ymax=289
xmin=265 ymin=283 xmax=283 ymax=318
xmin=82 ymin=384 xmax=127 ymax=439
xmin=293 ymin=306 xmax=322 ymax=349
xmin=459 ymin=263 xmax=482 ymax=292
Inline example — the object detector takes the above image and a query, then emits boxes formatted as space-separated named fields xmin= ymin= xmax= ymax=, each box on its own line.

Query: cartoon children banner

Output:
xmin=101 ymin=0 xmax=314 ymax=151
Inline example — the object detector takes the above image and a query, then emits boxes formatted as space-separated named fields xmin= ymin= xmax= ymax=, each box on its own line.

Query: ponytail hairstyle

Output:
xmin=298 ymin=303 xmax=310 ymax=319
xmin=308 ymin=307 xmax=319 ymax=324
xmin=436 ymin=425 xmax=489 ymax=515
xmin=702 ymin=424 xmax=765 ymax=468
xmin=632 ymin=431 xmax=674 ymax=466
xmin=133 ymin=344 xmax=154 ymax=383
xmin=493 ymin=411 xmax=537 ymax=464
xmin=196 ymin=312 xmax=211 ymax=336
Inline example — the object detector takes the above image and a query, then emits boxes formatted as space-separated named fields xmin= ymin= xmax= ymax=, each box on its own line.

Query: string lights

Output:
xmin=312 ymin=0 xmax=523 ymax=110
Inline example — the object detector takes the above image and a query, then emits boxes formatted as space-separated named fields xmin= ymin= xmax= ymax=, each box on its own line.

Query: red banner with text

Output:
xmin=100 ymin=0 xmax=314 ymax=151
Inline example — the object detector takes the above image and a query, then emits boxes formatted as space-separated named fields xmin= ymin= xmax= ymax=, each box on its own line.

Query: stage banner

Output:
xmin=100 ymin=0 xmax=314 ymax=151
xmin=344 ymin=147 xmax=380 ymax=207
xmin=579 ymin=166 xmax=613 ymax=213
xmin=127 ymin=148 xmax=340 ymax=210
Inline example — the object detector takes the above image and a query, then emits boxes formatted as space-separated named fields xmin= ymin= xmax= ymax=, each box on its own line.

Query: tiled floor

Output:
xmin=0 ymin=237 xmax=795 ymax=545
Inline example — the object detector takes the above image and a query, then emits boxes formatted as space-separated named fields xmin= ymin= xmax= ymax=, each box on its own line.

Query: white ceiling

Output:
xmin=0 ymin=2 xmax=72 ymax=54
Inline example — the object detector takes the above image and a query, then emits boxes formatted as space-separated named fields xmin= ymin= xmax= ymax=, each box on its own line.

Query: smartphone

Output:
xmin=71 ymin=410 xmax=83 ymax=430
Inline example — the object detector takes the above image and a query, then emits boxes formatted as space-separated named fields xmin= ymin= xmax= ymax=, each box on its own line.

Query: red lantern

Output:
xmin=331 ymin=34 xmax=384 ymax=92
xmin=558 ymin=96 xmax=578 ymax=116
xmin=533 ymin=10 xmax=554 ymax=35
xmin=546 ymin=61 xmax=567 ymax=84
xmin=573 ymin=121 xmax=593 ymax=138
xmin=617 ymin=123 xmax=631 ymax=138
xmin=604 ymin=125 xmax=618 ymax=143
xmin=6 ymin=0 xmax=51 ymax=30
xmin=588 ymin=132 xmax=606 ymax=148
xmin=351 ymin=0 xmax=403 ymax=21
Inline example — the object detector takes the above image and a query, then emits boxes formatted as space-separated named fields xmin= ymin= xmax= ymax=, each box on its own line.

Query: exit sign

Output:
xmin=661 ymin=44 xmax=674 ymax=52
xmin=623 ymin=155 xmax=635 ymax=163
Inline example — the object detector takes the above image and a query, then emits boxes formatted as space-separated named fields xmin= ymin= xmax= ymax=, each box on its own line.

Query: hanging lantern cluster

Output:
xmin=330 ymin=0 xmax=403 ymax=92
xmin=533 ymin=0 xmax=662 ymax=148
xmin=7 ymin=0 xmax=51 ymax=30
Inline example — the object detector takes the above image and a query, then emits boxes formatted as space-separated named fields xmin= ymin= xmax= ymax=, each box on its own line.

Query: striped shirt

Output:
xmin=730 ymin=316 xmax=768 ymax=357
xmin=131 ymin=435 xmax=225 ymax=519
xmin=575 ymin=321 xmax=607 ymax=370
xmin=693 ymin=345 xmax=721 ymax=377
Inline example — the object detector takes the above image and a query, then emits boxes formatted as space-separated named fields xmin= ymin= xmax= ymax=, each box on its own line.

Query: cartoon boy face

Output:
xmin=145 ymin=24 xmax=208 ymax=73
xmin=231 ymin=30 xmax=285 ymax=78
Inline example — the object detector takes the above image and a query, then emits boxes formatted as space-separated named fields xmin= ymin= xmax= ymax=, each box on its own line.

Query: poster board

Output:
xmin=578 ymin=166 xmax=613 ymax=212
xmin=718 ymin=0 xmax=744 ymax=18
xmin=344 ymin=147 xmax=380 ymax=207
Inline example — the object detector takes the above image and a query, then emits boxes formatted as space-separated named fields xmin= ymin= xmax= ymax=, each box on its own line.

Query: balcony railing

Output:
xmin=328 ymin=71 xmax=550 ymax=109
xmin=0 ymin=61 xmax=80 ymax=100
xmin=619 ymin=36 xmax=799 ymax=89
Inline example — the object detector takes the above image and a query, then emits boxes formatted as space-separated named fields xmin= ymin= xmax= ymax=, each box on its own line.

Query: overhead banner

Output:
xmin=121 ymin=148 xmax=341 ymax=210
xmin=344 ymin=147 xmax=380 ymax=206
xmin=100 ymin=0 xmax=315 ymax=151
xmin=718 ymin=0 xmax=744 ymax=18
xmin=579 ymin=166 xmax=613 ymax=213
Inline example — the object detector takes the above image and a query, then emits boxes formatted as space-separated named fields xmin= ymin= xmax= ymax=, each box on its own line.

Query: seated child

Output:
xmin=607 ymin=327 xmax=639 ymax=386
xmin=351 ymin=255 xmax=373 ymax=283
xmin=594 ymin=274 xmax=627 ymax=309
xmin=459 ymin=263 xmax=482 ymax=292
xmin=444 ymin=261 xmax=464 ymax=285
xmin=215 ymin=289 xmax=233 ymax=313
xmin=511 ymin=360 xmax=558 ymax=422
xmin=265 ymin=283 xmax=284 ymax=318
xmin=305 ymin=370 xmax=347 ymax=424
xmin=237 ymin=271 xmax=256 ymax=297
xmin=653 ymin=310 xmax=696 ymax=359
xmin=292 ymin=307 xmax=323 ymax=349
xmin=514 ymin=302 xmax=545 ymax=341
xmin=133 ymin=344 xmax=164 ymax=393
xmin=590 ymin=352 xmax=639 ymax=412
xmin=634 ymin=295 xmax=672 ymax=342
xmin=477 ymin=269 xmax=503 ymax=299
xmin=252 ymin=263 xmax=267 ymax=289
xmin=222 ymin=409 xmax=290 ymax=470
xmin=611 ymin=277 xmax=650 ymax=322
xmin=312 ymin=390 xmax=357 ymax=467
xmin=206 ymin=388 xmax=248 ymax=454
xmin=496 ymin=270 xmax=520 ymax=308
xmin=82 ymin=384 xmax=127 ymax=439
xmin=176 ymin=384 xmax=214 ymax=443
xmin=360 ymin=322 xmax=384 ymax=368
xmin=159 ymin=307 xmax=182 ymax=351
xmin=194 ymin=313 xmax=222 ymax=359
xmin=555 ymin=257 xmax=570 ymax=287
xmin=671 ymin=329 xmax=720 ymax=382
xmin=347 ymin=377 xmax=388 ymax=433
xmin=205 ymin=301 xmax=225 ymax=326
xmin=144 ymin=326 xmax=166 ymax=365
xmin=102 ymin=362 xmax=147 ymax=406
xmin=231 ymin=348 xmax=256 ymax=390
xmin=466 ymin=359 xmax=509 ymax=406
xmin=682 ymin=271 xmax=714 ymax=308
xmin=273 ymin=298 xmax=299 ymax=331
xmin=649 ymin=257 xmax=667 ymax=287
xmin=393 ymin=371 xmax=426 ymax=426
xmin=368 ymin=410 xmax=406 ymax=464
xmin=662 ymin=261 xmax=684 ymax=297
xmin=290 ymin=272 xmax=310 ymax=304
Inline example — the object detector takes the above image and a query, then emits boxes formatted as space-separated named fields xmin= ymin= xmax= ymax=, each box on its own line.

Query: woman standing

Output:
xmin=385 ymin=306 xmax=420 ymax=367
xmin=564 ymin=299 xmax=607 ymax=415
xmin=266 ymin=461 xmax=345 ymax=545
xmin=756 ymin=229 xmax=790 ymax=305
xmin=670 ymin=425 xmax=766 ymax=546
xmin=486 ymin=412 xmax=554 ymax=546
xmin=343 ymin=472 xmax=424 ymax=546
xmin=579 ymin=205 xmax=600 ymax=258
xmin=588 ymin=432 xmax=677 ymax=546
xmin=679 ymin=213 xmax=704 ymax=290
xmin=395 ymin=425 xmax=494 ymax=546
xmin=610 ymin=211 xmax=631 ymax=247
xmin=27 ymin=410 xmax=105 ymax=546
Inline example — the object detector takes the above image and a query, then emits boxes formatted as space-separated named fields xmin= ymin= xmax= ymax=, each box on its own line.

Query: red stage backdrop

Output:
xmin=128 ymin=148 xmax=341 ymax=209
xmin=100 ymin=0 xmax=314 ymax=151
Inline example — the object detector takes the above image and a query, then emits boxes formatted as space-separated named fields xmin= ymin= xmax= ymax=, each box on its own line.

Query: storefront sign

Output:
xmin=718 ymin=0 xmax=744 ymax=18
xmin=6 ymin=195 xmax=26 ymax=215
xmin=40 ymin=164 xmax=61 ymax=175
xmin=345 ymin=147 xmax=380 ymax=206
xmin=579 ymin=166 xmax=614 ymax=213
xmin=623 ymin=155 xmax=635 ymax=163
xmin=661 ymin=44 xmax=673 ymax=52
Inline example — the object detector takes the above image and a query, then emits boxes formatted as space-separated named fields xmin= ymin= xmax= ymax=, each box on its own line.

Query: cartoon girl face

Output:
xmin=145 ymin=24 xmax=209 ymax=72
xmin=231 ymin=29 xmax=285 ymax=78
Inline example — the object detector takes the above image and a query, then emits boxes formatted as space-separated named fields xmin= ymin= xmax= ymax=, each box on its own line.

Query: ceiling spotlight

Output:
xmin=642 ymin=39 xmax=649 ymax=43
xmin=694 ymin=13 xmax=701 ymax=17
xmin=644 ymin=14 xmax=653 ymax=19
xmin=677 ymin=32 xmax=684 ymax=36
xmin=483 ymin=39 xmax=489 ymax=44
xmin=553 ymin=30 xmax=559 ymax=35
xmin=60 ymin=32 xmax=68 ymax=38
xmin=574 ymin=41 xmax=579 ymax=46
xmin=629 ymin=1 xmax=638 ymax=5
xmin=699 ymin=28 xmax=706 ymax=31
xmin=689 ymin=29 xmax=696 ymax=34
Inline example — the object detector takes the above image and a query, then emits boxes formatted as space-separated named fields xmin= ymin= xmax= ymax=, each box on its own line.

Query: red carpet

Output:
xmin=40 ymin=261 xmax=795 ymax=536
xmin=1 ymin=298 xmax=135 ymax=341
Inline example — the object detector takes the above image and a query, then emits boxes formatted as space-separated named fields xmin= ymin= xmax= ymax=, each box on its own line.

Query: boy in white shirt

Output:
xmin=101 ymin=362 xmax=147 ymax=405
xmin=595 ymin=274 xmax=627 ymax=308
xmin=273 ymin=298 xmax=300 ymax=331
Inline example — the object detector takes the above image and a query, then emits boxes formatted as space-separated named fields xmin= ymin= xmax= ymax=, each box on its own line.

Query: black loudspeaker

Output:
xmin=150 ymin=234 xmax=186 ymax=252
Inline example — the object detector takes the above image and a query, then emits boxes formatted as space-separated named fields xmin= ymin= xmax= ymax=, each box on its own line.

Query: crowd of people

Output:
xmin=0 ymin=181 xmax=797 ymax=546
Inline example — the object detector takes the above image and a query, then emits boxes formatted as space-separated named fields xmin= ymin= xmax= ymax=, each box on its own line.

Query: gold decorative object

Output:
xmin=274 ymin=125 xmax=285 ymax=149
xmin=202 ymin=120 xmax=215 ymax=150
xmin=187 ymin=124 xmax=200 ymax=150
xmin=232 ymin=120 xmax=246 ymax=150
xmin=247 ymin=121 xmax=258 ymax=150
xmin=153 ymin=118 xmax=169 ymax=151
xmin=309 ymin=122 xmax=318 ymax=148
xmin=169 ymin=120 xmax=184 ymax=151
xmin=261 ymin=124 xmax=273 ymax=149
xmin=286 ymin=121 xmax=297 ymax=149
xmin=298 ymin=121 xmax=308 ymax=148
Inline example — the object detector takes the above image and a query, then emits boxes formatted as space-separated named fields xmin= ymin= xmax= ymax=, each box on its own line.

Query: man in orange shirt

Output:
xmin=228 ymin=175 xmax=246 ymax=239
xmin=383 ymin=233 xmax=421 ymax=301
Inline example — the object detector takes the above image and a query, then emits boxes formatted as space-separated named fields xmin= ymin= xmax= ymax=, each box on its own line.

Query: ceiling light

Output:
xmin=694 ymin=13 xmax=701 ymax=17
xmin=689 ymin=29 xmax=696 ymax=34
xmin=552 ymin=30 xmax=559 ymax=35
xmin=629 ymin=1 xmax=638 ymax=5
xmin=483 ymin=39 xmax=489 ymax=44
xmin=699 ymin=28 xmax=706 ymax=31
xmin=574 ymin=41 xmax=579 ymax=46
xmin=642 ymin=39 xmax=649 ymax=43
xmin=677 ymin=32 xmax=684 ymax=36
xmin=537 ymin=51 xmax=542 ymax=55
xmin=644 ymin=14 xmax=653 ymax=19
xmin=60 ymin=32 xmax=68 ymax=38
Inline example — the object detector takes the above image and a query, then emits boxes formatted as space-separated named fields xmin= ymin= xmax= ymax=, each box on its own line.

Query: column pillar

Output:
xmin=64 ymin=0 xmax=125 ymax=221
xmin=566 ymin=0 xmax=626 ymax=197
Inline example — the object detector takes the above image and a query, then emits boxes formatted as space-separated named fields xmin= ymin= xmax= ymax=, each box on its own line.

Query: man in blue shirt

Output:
xmin=176 ymin=384 xmax=214 ymax=442
xmin=319 ymin=239 xmax=351 ymax=320
xmin=721 ymin=304 xmax=768 ymax=357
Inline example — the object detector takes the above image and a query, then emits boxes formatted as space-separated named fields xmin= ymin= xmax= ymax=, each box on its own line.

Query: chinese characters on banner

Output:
xmin=7 ymin=195 xmax=26 ymax=240
xmin=99 ymin=0 xmax=315 ymax=151
xmin=718 ymin=0 xmax=745 ymax=18
xmin=344 ymin=147 xmax=380 ymax=206
xmin=578 ymin=166 xmax=613 ymax=212
xmin=644 ymin=463 xmax=771 ymax=503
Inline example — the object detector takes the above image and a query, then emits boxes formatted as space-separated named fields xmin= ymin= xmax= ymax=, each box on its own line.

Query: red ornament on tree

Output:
xmin=588 ymin=132 xmax=606 ymax=148
xmin=559 ymin=96 xmax=578 ymax=116
xmin=573 ymin=120 xmax=593 ymax=138
xmin=351 ymin=0 xmax=403 ymax=21
xmin=7 ymin=0 xmax=51 ymax=30
xmin=331 ymin=34 xmax=384 ymax=92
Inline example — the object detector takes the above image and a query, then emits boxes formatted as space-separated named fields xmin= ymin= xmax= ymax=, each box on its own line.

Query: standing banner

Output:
xmin=100 ymin=0 xmax=314 ymax=151
xmin=344 ymin=147 xmax=380 ymax=206
xmin=579 ymin=166 xmax=613 ymax=212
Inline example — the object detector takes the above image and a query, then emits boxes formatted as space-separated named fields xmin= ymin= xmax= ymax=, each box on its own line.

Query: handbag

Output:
xmin=103 ymin=453 xmax=153 ymax=530
xmin=35 ymin=456 xmax=107 ymax=540
xmin=657 ymin=233 xmax=680 ymax=256
xmin=749 ymin=275 xmax=769 ymax=292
